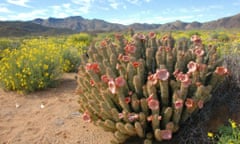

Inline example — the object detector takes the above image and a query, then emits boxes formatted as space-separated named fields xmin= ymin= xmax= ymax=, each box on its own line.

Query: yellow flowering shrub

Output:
xmin=0 ymin=46 xmax=62 ymax=93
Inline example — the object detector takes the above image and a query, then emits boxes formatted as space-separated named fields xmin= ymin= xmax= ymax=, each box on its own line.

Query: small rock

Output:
xmin=71 ymin=111 xmax=81 ymax=117
xmin=55 ymin=118 xmax=64 ymax=126
xmin=15 ymin=103 xmax=21 ymax=108
xmin=40 ymin=103 xmax=45 ymax=109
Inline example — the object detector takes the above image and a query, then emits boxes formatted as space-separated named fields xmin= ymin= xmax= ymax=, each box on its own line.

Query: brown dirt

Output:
xmin=0 ymin=73 xmax=113 ymax=144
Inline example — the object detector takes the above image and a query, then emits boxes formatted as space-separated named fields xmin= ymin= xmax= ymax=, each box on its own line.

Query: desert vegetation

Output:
xmin=0 ymin=30 xmax=239 ymax=143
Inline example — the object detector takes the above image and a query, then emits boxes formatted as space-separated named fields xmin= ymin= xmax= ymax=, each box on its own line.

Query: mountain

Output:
xmin=1 ymin=13 xmax=240 ymax=37
xmin=32 ymin=16 xmax=125 ymax=32
xmin=0 ymin=21 xmax=75 ymax=37
xmin=31 ymin=13 xmax=240 ymax=31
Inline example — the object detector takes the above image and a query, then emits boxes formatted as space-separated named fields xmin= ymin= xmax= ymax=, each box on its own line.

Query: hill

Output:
xmin=1 ymin=13 xmax=240 ymax=37
xmin=0 ymin=21 xmax=75 ymax=37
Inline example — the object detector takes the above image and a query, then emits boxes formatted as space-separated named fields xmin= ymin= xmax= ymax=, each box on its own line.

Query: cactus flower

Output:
xmin=90 ymin=79 xmax=95 ymax=86
xmin=177 ymin=73 xmax=191 ymax=87
xmin=147 ymin=99 xmax=160 ymax=110
xmin=185 ymin=98 xmax=194 ymax=109
xmin=85 ymin=63 xmax=100 ymax=73
xmin=174 ymin=99 xmax=184 ymax=109
xmin=190 ymin=35 xmax=202 ymax=44
xmin=155 ymin=69 xmax=170 ymax=81
xmin=187 ymin=61 xmax=198 ymax=73
xmin=108 ymin=79 xmax=116 ymax=94
xmin=125 ymin=44 xmax=136 ymax=54
xmin=147 ymin=115 xmax=162 ymax=121
xmin=148 ymin=74 xmax=158 ymax=85
xmin=100 ymin=40 xmax=107 ymax=47
xmin=118 ymin=54 xmax=130 ymax=62
xmin=215 ymin=66 xmax=229 ymax=76
xmin=149 ymin=32 xmax=156 ymax=39
xmin=125 ymin=97 xmax=131 ymax=104
xmin=194 ymin=48 xmax=204 ymax=57
xmin=82 ymin=111 xmax=91 ymax=122
xmin=101 ymin=75 xmax=109 ymax=83
xmin=197 ymin=100 xmax=204 ymax=109
xmin=115 ymin=76 xmax=126 ymax=87
xmin=118 ymin=113 xmax=124 ymax=119
xmin=128 ymin=113 xmax=139 ymax=122
xmin=160 ymin=130 xmax=172 ymax=140
xmin=132 ymin=61 xmax=141 ymax=68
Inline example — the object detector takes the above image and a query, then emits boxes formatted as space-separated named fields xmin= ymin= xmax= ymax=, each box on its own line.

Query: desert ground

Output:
xmin=0 ymin=73 xmax=115 ymax=144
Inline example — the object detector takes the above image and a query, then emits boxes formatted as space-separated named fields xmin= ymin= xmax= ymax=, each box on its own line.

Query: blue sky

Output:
xmin=0 ymin=0 xmax=240 ymax=25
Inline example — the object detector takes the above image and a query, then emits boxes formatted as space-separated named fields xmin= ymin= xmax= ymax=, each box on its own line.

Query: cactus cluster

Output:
xmin=76 ymin=32 xmax=228 ymax=144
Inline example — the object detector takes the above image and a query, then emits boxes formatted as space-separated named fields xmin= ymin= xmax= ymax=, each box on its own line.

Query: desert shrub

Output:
xmin=76 ymin=32 xmax=228 ymax=143
xmin=0 ymin=46 xmax=62 ymax=93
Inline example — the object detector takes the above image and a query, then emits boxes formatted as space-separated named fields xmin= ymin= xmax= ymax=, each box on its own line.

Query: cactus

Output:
xmin=76 ymin=32 xmax=228 ymax=143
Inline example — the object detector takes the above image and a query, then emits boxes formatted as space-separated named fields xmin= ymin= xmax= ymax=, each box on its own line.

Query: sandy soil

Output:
xmin=0 ymin=73 xmax=114 ymax=144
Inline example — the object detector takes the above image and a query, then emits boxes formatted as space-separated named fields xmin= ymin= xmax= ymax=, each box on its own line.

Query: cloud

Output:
xmin=7 ymin=9 xmax=47 ymax=20
xmin=108 ymin=0 xmax=119 ymax=9
xmin=6 ymin=0 xmax=31 ymax=8
xmin=71 ymin=0 xmax=93 ymax=13
xmin=0 ymin=5 xmax=12 ymax=13
xmin=126 ymin=0 xmax=139 ymax=5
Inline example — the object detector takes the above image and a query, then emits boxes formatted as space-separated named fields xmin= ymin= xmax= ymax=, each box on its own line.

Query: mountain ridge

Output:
xmin=1 ymin=13 xmax=240 ymax=37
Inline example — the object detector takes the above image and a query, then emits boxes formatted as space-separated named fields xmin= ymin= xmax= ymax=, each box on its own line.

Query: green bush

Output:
xmin=0 ymin=47 xmax=62 ymax=93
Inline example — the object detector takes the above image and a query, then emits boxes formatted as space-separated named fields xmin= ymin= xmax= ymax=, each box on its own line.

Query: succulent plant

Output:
xmin=76 ymin=32 xmax=228 ymax=144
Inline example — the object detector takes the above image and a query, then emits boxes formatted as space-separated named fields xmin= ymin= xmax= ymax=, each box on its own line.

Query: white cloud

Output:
xmin=0 ymin=5 xmax=12 ymax=13
xmin=108 ymin=0 xmax=119 ymax=9
xmin=71 ymin=0 xmax=94 ymax=13
xmin=6 ymin=0 xmax=31 ymax=8
xmin=126 ymin=0 xmax=139 ymax=5
xmin=7 ymin=9 xmax=47 ymax=20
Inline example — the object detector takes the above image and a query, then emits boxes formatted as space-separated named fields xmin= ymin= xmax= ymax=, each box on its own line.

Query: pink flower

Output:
xmin=149 ymin=32 xmax=156 ymax=39
xmin=190 ymin=35 xmax=202 ymax=43
xmin=125 ymin=97 xmax=131 ymax=104
xmin=165 ymin=47 xmax=171 ymax=52
xmin=148 ymin=74 xmax=158 ymax=85
xmin=155 ymin=69 xmax=170 ymax=81
xmin=215 ymin=66 xmax=229 ymax=76
xmin=100 ymin=40 xmax=107 ymax=47
xmin=176 ymin=73 xmax=189 ymax=83
xmin=115 ymin=76 xmax=126 ymax=87
xmin=108 ymin=79 xmax=116 ymax=94
xmin=197 ymin=100 xmax=204 ymax=109
xmin=118 ymin=54 xmax=130 ymax=62
xmin=174 ymin=99 xmax=183 ymax=109
xmin=90 ymin=79 xmax=95 ymax=86
xmin=85 ymin=63 xmax=100 ymax=73
xmin=137 ymin=33 xmax=146 ymax=40
xmin=147 ymin=99 xmax=159 ymax=110
xmin=182 ymin=78 xmax=191 ymax=87
xmin=160 ymin=130 xmax=172 ymax=140
xmin=185 ymin=98 xmax=194 ymax=109
xmin=194 ymin=48 xmax=204 ymax=57
xmin=187 ymin=61 xmax=198 ymax=73
xmin=132 ymin=61 xmax=141 ymax=68
xmin=173 ymin=69 xmax=181 ymax=78
xmin=101 ymin=75 xmax=109 ymax=83
xmin=147 ymin=115 xmax=162 ymax=121
xmin=128 ymin=113 xmax=139 ymax=122
xmin=125 ymin=44 xmax=136 ymax=54
xmin=118 ymin=113 xmax=124 ymax=119
xmin=82 ymin=111 xmax=91 ymax=122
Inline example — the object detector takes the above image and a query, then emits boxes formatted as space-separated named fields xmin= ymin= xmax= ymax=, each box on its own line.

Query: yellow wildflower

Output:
xmin=207 ymin=132 xmax=214 ymax=138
